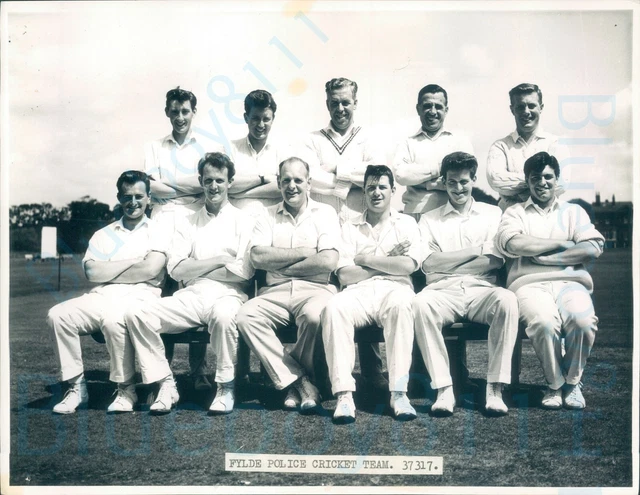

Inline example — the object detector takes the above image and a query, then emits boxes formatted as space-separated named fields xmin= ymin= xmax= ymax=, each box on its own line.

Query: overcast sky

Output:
xmin=4 ymin=1 xmax=634 ymax=210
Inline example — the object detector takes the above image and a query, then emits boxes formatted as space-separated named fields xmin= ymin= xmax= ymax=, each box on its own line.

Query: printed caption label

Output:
xmin=226 ymin=453 xmax=443 ymax=475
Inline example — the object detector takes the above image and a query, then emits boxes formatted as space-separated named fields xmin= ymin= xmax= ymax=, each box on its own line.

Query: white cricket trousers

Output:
xmin=124 ymin=281 xmax=247 ymax=384
xmin=516 ymin=281 xmax=597 ymax=390
xmin=322 ymin=281 xmax=415 ymax=395
xmin=412 ymin=283 xmax=519 ymax=389
xmin=236 ymin=280 xmax=337 ymax=390
xmin=48 ymin=288 xmax=159 ymax=383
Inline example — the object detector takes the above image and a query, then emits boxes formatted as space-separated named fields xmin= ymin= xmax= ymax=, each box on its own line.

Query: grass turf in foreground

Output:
xmin=7 ymin=250 xmax=634 ymax=488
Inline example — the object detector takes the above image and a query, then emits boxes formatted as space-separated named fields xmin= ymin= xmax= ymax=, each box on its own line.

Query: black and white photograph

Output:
xmin=1 ymin=1 xmax=637 ymax=493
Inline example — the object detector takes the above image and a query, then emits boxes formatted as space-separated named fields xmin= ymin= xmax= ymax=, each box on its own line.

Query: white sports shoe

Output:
xmin=209 ymin=381 xmax=235 ymax=415
xmin=563 ymin=383 xmax=586 ymax=410
xmin=107 ymin=385 xmax=137 ymax=414
xmin=431 ymin=385 xmax=455 ymax=416
xmin=294 ymin=376 xmax=320 ymax=413
xmin=390 ymin=392 xmax=417 ymax=421
xmin=541 ymin=387 xmax=563 ymax=409
xmin=333 ymin=393 xmax=356 ymax=424
xmin=284 ymin=388 xmax=301 ymax=410
xmin=150 ymin=379 xmax=179 ymax=414
xmin=53 ymin=380 xmax=88 ymax=414
xmin=485 ymin=382 xmax=508 ymax=415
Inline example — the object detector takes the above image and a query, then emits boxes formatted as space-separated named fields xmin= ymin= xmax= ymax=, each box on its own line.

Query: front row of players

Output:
xmin=48 ymin=150 xmax=603 ymax=422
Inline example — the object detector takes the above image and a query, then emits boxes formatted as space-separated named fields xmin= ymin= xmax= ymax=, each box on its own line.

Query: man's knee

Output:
xmin=411 ymin=292 xmax=437 ymax=318
xmin=494 ymin=288 xmax=519 ymax=315
xmin=524 ymin=312 xmax=561 ymax=340
xmin=235 ymin=304 xmax=260 ymax=336
xmin=47 ymin=303 xmax=75 ymax=332
xmin=211 ymin=302 xmax=242 ymax=331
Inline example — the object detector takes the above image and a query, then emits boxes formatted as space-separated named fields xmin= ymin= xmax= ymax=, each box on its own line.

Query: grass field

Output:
xmin=7 ymin=249 xmax=634 ymax=489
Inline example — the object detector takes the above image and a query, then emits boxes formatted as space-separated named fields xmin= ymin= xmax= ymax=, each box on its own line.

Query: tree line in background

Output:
xmin=10 ymin=196 xmax=114 ymax=254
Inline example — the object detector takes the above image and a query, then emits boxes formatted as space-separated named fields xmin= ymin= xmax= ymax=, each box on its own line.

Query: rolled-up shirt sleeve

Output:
xmin=167 ymin=217 xmax=194 ymax=277
xmin=226 ymin=214 xmax=256 ymax=280
xmin=482 ymin=212 xmax=503 ymax=259
xmin=336 ymin=223 xmax=357 ymax=270
xmin=249 ymin=210 xmax=274 ymax=250
xmin=82 ymin=231 xmax=106 ymax=266
xmin=403 ymin=218 xmax=423 ymax=268
xmin=417 ymin=217 xmax=441 ymax=269
xmin=494 ymin=205 xmax=527 ymax=258
xmin=316 ymin=206 xmax=342 ymax=252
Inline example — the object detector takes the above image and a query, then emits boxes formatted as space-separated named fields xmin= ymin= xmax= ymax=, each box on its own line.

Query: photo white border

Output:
xmin=1 ymin=1 xmax=638 ymax=494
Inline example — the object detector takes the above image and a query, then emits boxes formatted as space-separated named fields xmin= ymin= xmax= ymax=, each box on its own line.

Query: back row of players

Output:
xmin=48 ymin=79 xmax=603 ymax=423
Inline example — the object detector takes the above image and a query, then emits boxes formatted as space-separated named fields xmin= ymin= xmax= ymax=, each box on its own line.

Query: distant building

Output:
xmin=591 ymin=192 xmax=633 ymax=248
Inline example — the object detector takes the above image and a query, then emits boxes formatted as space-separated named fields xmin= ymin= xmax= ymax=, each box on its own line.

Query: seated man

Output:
xmin=413 ymin=152 xmax=519 ymax=416
xmin=228 ymin=89 xmax=291 ymax=217
xmin=495 ymin=151 xmax=603 ymax=409
xmin=236 ymin=157 xmax=341 ymax=413
xmin=322 ymin=165 xmax=419 ymax=424
xmin=125 ymin=152 xmax=255 ymax=414
xmin=48 ymin=171 xmax=167 ymax=414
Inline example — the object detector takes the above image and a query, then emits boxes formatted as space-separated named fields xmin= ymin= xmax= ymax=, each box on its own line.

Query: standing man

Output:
xmin=228 ymin=89 xmax=291 ymax=217
xmin=393 ymin=84 xmax=474 ymax=220
xmin=236 ymin=157 xmax=341 ymax=413
xmin=322 ymin=165 xmax=419 ymax=423
xmin=413 ymin=152 xmax=519 ymax=416
xmin=125 ymin=152 xmax=255 ymax=414
xmin=495 ymin=151 xmax=603 ymax=409
xmin=143 ymin=87 xmax=221 ymax=390
xmin=300 ymin=77 xmax=387 ymax=388
xmin=48 ymin=171 xmax=167 ymax=414
xmin=487 ymin=83 xmax=568 ymax=211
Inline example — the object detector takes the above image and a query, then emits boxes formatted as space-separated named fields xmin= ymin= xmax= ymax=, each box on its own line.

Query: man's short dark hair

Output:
xmin=509 ymin=83 xmax=543 ymax=106
xmin=364 ymin=165 xmax=395 ymax=189
xmin=524 ymin=151 xmax=560 ymax=179
xmin=325 ymin=78 xmax=358 ymax=99
xmin=417 ymin=84 xmax=448 ymax=106
xmin=440 ymin=152 xmax=478 ymax=181
xmin=165 ymin=86 xmax=197 ymax=111
xmin=244 ymin=89 xmax=277 ymax=114
xmin=117 ymin=170 xmax=150 ymax=196
xmin=197 ymin=152 xmax=235 ymax=180
xmin=278 ymin=157 xmax=310 ymax=177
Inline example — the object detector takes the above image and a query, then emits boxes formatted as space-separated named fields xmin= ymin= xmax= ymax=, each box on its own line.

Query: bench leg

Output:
xmin=164 ymin=340 xmax=175 ymax=364
xmin=237 ymin=337 xmax=251 ymax=378
xmin=511 ymin=335 xmax=523 ymax=387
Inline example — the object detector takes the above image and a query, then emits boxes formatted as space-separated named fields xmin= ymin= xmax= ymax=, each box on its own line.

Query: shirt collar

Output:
xmin=113 ymin=215 xmax=149 ymax=232
xmin=523 ymin=196 xmax=560 ymax=213
xmin=411 ymin=127 xmax=452 ymax=140
xmin=324 ymin=121 xmax=358 ymax=139
xmin=163 ymin=132 xmax=198 ymax=148
xmin=510 ymin=127 xmax=552 ymax=143
xmin=276 ymin=196 xmax=321 ymax=216
xmin=349 ymin=208 xmax=402 ymax=226
xmin=199 ymin=201 xmax=234 ymax=219
xmin=244 ymin=135 xmax=272 ymax=155
xmin=441 ymin=198 xmax=480 ymax=217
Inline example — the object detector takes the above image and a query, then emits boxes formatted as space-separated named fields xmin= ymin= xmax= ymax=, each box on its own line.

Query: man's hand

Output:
xmin=388 ymin=240 xmax=411 ymax=257
xmin=354 ymin=253 xmax=369 ymax=266
xmin=530 ymin=255 xmax=557 ymax=266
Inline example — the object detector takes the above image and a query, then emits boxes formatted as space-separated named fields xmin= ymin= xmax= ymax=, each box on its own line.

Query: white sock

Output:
xmin=69 ymin=373 xmax=85 ymax=385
